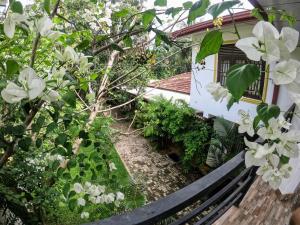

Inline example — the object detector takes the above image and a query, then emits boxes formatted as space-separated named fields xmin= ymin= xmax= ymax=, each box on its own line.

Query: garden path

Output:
xmin=111 ymin=121 xmax=193 ymax=202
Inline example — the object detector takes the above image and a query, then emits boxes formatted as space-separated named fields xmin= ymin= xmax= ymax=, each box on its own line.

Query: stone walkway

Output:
xmin=111 ymin=121 xmax=192 ymax=202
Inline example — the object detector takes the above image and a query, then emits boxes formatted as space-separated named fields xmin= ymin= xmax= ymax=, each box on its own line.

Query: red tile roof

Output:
xmin=171 ymin=11 xmax=256 ymax=38
xmin=148 ymin=72 xmax=191 ymax=94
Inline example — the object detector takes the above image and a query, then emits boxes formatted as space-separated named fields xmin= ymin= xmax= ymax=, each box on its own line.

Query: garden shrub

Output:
xmin=135 ymin=97 xmax=212 ymax=169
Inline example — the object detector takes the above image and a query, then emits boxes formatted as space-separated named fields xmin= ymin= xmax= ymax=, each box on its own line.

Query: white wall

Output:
xmin=189 ymin=22 xmax=275 ymax=123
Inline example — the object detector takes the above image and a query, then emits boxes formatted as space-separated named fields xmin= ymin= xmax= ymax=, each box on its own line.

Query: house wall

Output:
xmin=189 ymin=22 xmax=276 ymax=123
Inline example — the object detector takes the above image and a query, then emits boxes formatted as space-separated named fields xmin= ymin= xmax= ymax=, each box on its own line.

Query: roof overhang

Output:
xmin=171 ymin=11 xmax=256 ymax=39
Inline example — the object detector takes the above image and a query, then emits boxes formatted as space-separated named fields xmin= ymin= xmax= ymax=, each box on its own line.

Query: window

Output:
xmin=216 ymin=44 xmax=266 ymax=100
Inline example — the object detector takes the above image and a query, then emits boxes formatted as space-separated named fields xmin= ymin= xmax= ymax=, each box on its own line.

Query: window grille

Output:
xmin=217 ymin=44 xmax=266 ymax=100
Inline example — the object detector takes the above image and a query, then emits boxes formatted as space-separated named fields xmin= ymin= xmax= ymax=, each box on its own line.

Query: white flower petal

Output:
xmin=273 ymin=59 xmax=300 ymax=85
xmin=74 ymin=183 xmax=83 ymax=193
xmin=235 ymin=37 xmax=262 ymax=61
xmin=253 ymin=21 xmax=279 ymax=42
xmin=1 ymin=82 xmax=27 ymax=103
xmin=4 ymin=14 xmax=16 ymax=39
xmin=262 ymin=40 xmax=281 ymax=63
xmin=41 ymin=90 xmax=59 ymax=102
xmin=280 ymin=27 xmax=299 ymax=53
xmin=36 ymin=15 xmax=53 ymax=36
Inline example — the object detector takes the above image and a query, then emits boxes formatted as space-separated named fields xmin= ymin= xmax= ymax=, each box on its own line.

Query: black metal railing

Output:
xmin=86 ymin=151 xmax=257 ymax=225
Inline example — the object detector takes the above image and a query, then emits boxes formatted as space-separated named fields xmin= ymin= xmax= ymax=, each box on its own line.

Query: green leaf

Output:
xmin=111 ymin=43 xmax=124 ymax=52
xmin=226 ymin=64 xmax=260 ymax=100
xmin=32 ymin=116 xmax=45 ymax=133
xmin=123 ymin=35 xmax=133 ymax=47
xmin=6 ymin=59 xmax=19 ymax=76
xmin=253 ymin=115 xmax=261 ymax=129
xmin=43 ymin=0 xmax=51 ymax=15
xmin=187 ymin=0 xmax=210 ymax=24
xmin=196 ymin=30 xmax=223 ymax=63
xmin=113 ymin=8 xmax=130 ymax=18
xmin=152 ymin=28 xmax=172 ymax=45
xmin=36 ymin=138 xmax=42 ymax=148
xmin=63 ymin=183 xmax=70 ymax=198
xmin=256 ymin=103 xmax=280 ymax=126
xmin=154 ymin=0 xmax=167 ymax=6
xmin=11 ymin=1 xmax=23 ymax=14
xmin=208 ymin=1 xmax=240 ymax=19
xmin=68 ymin=198 xmax=77 ymax=211
xmin=62 ymin=91 xmax=76 ymax=108
xmin=55 ymin=133 xmax=68 ymax=146
xmin=76 ymin=39 xmax=90 ymax=51
xmin=226 ymin=96 xmax=235 ymax=110
xmin=165 ymin=7 xmax=183 ymax=18
xmin=46 ymin=122 xmax=57 ymax=135
xmin=183 ymin=1 xmax=193 ymax=10
xmin=18 ymin=137 xmax=32 ymax=151
xmin=142 ymin=9 xmax=156 ymax=28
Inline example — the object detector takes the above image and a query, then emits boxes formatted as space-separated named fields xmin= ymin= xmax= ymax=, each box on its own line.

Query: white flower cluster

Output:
xmin=238 ymin=110 xmax=300 ymax=189
xmin=236 ymin=21 xmax=300 ymax=108
xmin=55 ymin=46 xmax=93 ymax=73
xmin=4 ymin=12 xmax=62 ymax=40
xmin=206 ymin=82 xmax=231 ymax=102
xmin=1 ymin=67 xmax=59 ymax=104
xmin=73 ymin=182 xmax=125 ymax=219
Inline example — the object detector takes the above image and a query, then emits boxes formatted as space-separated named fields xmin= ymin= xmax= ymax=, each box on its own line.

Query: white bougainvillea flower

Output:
xmin=84 ymin=181 xmax=92 ymax=189
xmin=18 ymin=68 xmax=46 ymax=100
xmin=4 ymin=13 xmax=28 ymax=38
xmin=236 ymin=21 xmax=280 ymax=63
xmin=280 ymin=27 xmax=299 ymax=53
xmin=80 ymin=212 xmax=89 ymax=219
xmin=273 ymin=59 xmax=300 ymax=85
xmin=77 ymin=197 xmax=86 ymax=206
xmin=87 ymin=184 xmax=101 ymax=196
xmin=235 ymin=37 xmax=263 ymax=61
xmin=206 ymin=82 xmax=229 ymax=102
xmin=236 ymin=21 xmax=299 ymax=64
xmin=104 ymin=193 xmax=115 ymax=203
xmin=276 ymin=130 xmax=300 ymax=158
xmin=63 ymin=46 xmax=79 ymax=63
xmin=1 ymin=81 xmax=27 ymax=103
xmin=237 ymin=110 xmax=254 ymax=136
xmin=46 ymin=30 xmax=63 ymax=40
xmin=244 ymin=138 xmax=267 ymax=167
xmin=109 ymin=162 xmax=117 ymax=171
xmin=253 ymin=21 xmax=280 ymax=42
xmin=255 ymin=143 xmax=276 ymax=159
xmin=74 ymin=183 xmax=84 ymax=193
xmin=116 ymin=192 xmax=124 ymax=201
xmin=36 ymin=15 xmax=53 ymax=36
xmin=79 ymin=54 xmax=93 ymax=72
xmin=41 ymin=89 xmax=59 ymax=102
xmin=257 ymin=118 xmax=282 ymax=140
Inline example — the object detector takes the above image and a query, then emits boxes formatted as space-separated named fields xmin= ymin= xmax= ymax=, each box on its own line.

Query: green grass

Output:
xmin=45 ymin=144 xmax=145 ymax=225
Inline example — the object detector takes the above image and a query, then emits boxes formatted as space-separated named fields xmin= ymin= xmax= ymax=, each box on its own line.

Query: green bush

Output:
xmin=135 ymin=97 xmax=212 ymax=169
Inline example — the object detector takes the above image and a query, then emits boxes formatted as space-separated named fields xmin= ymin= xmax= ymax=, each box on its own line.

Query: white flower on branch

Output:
xmin=74 ymin=183 xmax=84 ymax=193
xmin=36 ymin=15 xmax=53 ymax=36
xmin=41 ymin=89 xmax=60 ymax=102
xmin=1 ymin=68 xmax=46 ymax=103
xmin=273 ymin=59 xmax=300 ymax=85
xmin=237 ymin=110 xmax=254 ymax=136
xmin=18 ymin=67 xmax=46 ymax=100
xmin=116 ymin=192 xmax=124 ymax=201
xmin=236 ymin=21 xmax=299 ymax=63
xmin=206 ymin=82 xmax=229 ymax=102
xmin=80 ymin=212 xmax=89 ymax=219
xmin=4 ymin=13 xmax=28 ymax=38
xmin=109 ymin=162 xmax=117 ymax=171
xmin=276 ymin=130 xmax=300 ymax=158
xmin=257 ymin=118 xmax=282 ymax=140
xmin=1 ymin=82 xmax=27 ymax=103
xmin=77 ymin=197 xmax=86 ymax=206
